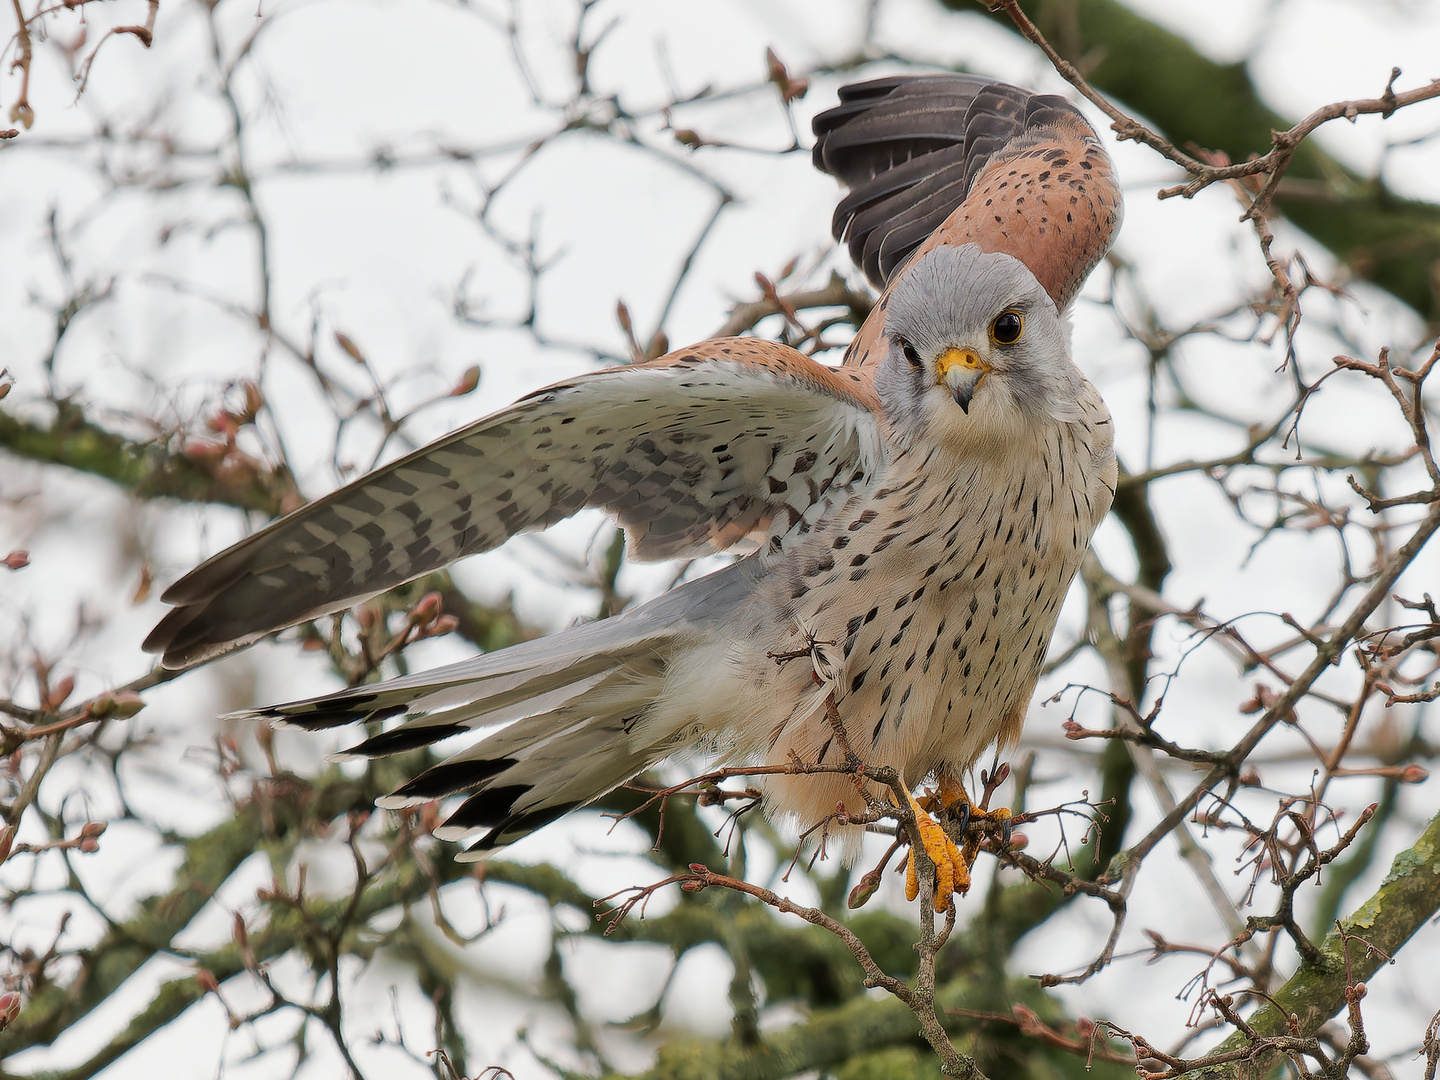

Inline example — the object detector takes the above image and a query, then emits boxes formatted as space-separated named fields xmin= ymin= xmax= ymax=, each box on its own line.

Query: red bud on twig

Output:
xmin=44 ymin=676 xmax=75 ymax=711
xmin=87 ymin=691 xmax=145 ymax=720
xmin=764 ymin=47 xmax=809 ymax=103
xmin=241 ymin=379 xmax=264 ymax=419
xmin=411 ymin=592 xmax=443 ymax=623
xmin=0 ymin=992 xmax=21 ymax=1031
xmin=847 ymin=868 xmax=881 ymax=909
xmin=451 ymin=365 xmax=480 ymax=396
xmin=334 ymin=331 xmax=366 ymax=364
xmin=426 ymin=615 xmax=459 ymax=638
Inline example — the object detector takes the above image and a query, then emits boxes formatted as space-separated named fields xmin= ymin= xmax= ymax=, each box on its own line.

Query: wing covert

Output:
xmin=812 ymin=74 xmax=1117 ymax=302
xmin=144 ymin=339 xmax=882 ymax=668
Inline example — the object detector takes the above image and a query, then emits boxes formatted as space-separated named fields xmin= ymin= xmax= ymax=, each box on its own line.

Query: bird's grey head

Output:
xmin=874 ymin=243 xmax=1085 ymax=446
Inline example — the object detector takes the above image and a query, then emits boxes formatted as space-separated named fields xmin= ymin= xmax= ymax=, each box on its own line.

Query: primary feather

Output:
xmin=147 ymin=342 xmax=880 ymax=668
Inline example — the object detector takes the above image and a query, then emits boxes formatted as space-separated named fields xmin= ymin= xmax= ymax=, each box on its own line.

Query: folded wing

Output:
xmin=145 ymin=339 xmax=882 ymax=668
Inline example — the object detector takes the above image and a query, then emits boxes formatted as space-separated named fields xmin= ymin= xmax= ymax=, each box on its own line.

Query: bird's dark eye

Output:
xmin=990 ymin=311 xmax=1024 ymax=346
xmin=898 ymin=338 xmax=923 ymax=368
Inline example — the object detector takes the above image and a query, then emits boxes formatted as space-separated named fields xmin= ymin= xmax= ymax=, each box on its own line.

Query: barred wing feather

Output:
xmin=145 ymin=338 xmax=882 ymax=668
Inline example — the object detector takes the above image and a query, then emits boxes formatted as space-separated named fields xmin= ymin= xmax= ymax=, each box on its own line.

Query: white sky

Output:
xmin=2 ymin=0 xmax=1440 ymax=1077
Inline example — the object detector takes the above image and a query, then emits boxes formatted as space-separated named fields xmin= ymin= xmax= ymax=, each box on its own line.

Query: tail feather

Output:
xmin=337 ymin=671 xmax=611 ymax=758
xmin=446 ymin=732 xmax=660 ymax=860
xmin=236 ymin=562 xmax=760 ymax=857
xmin=433 ymin=709 xmax=658 ymax=847
xmin=391 ymin=664 xmax=666 ymax=851
xmin=250 ymin=628 xmax=631 ymax=732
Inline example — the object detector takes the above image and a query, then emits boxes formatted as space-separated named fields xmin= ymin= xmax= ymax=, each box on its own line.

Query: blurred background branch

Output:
xmin=1 ymin=1 xmax=1438 ymax=1078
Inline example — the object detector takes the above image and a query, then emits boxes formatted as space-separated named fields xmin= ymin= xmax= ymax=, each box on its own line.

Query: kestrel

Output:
xmin=146 ymin=75 xmax=1121 ymax=905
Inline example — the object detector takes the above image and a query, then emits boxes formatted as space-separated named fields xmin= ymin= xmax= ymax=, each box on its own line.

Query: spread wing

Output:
xmin=145 ymin=339 xmax=882 ymax=668
xmin=812 ymin=74 xmax=1121 ymax=307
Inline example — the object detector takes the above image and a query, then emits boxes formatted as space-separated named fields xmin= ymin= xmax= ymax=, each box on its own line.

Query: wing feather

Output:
xmin=812 ymin=74 xmax=1118 ymax=302
xmin=145 ymin=338 xmax=881 ymax=667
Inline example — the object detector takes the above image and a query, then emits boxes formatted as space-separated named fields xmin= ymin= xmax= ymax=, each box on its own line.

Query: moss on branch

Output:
xmin=0 ymin=400 xmax=293 ymax=516
xmin=602 ymin=967 xmax=1131 ymax=1080
xmin=1197 ymin=807 xmax=1440 ymax=1077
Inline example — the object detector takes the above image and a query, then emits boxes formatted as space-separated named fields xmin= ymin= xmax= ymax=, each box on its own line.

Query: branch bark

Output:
xmin=964 ymin=0 xmax=1440 ymax=323
xmin=1196 ymin=807 xmax=1440 ymax=1077
xmin=599 ymin=968 xmax=1132 ymax=1080
xmin=0 ymin=401 xmax=295 ymax=516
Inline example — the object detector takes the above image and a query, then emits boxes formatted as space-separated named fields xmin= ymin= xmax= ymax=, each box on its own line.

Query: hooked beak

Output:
xmin=936 ymin=347 xmax=990 ymax=414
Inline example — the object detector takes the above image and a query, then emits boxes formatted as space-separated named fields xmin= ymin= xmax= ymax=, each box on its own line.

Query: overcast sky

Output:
xmin=2 ymin=1 xmax=1439 ymax=1077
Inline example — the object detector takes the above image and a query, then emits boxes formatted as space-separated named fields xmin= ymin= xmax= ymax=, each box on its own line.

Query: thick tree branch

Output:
xmin=1194 ymin=807 xmax=1440 ymax=1078
xmin=0 ymin=402 xmax=295 ymax=516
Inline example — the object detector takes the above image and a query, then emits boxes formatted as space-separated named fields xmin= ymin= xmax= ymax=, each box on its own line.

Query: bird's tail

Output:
xmin=235 ymin=563 xmax=756 ymax=859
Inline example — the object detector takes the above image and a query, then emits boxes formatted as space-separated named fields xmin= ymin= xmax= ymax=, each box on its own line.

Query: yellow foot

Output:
xmin=902 ymin=786 xmax=967 ymax=911
xmin=929 ymin=773 xmax=1012 ymax=870
xmin=902 ymin=776 xmax=1012 ymax=911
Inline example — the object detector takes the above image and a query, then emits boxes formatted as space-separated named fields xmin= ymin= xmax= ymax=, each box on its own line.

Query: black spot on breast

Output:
xmin=850 ymin=510 xmax=877 ymax=531
xmin=804 ymin=555 xmax=835 ymax=577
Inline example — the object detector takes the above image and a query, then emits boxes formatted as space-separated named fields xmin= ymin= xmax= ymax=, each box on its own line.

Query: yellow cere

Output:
xmin=936 ymin=347 xmax=989 ymax=378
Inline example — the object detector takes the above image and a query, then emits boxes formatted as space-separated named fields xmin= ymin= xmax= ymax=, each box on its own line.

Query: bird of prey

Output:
xmin=145 ymin=75 xmax=1121 ymax=907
